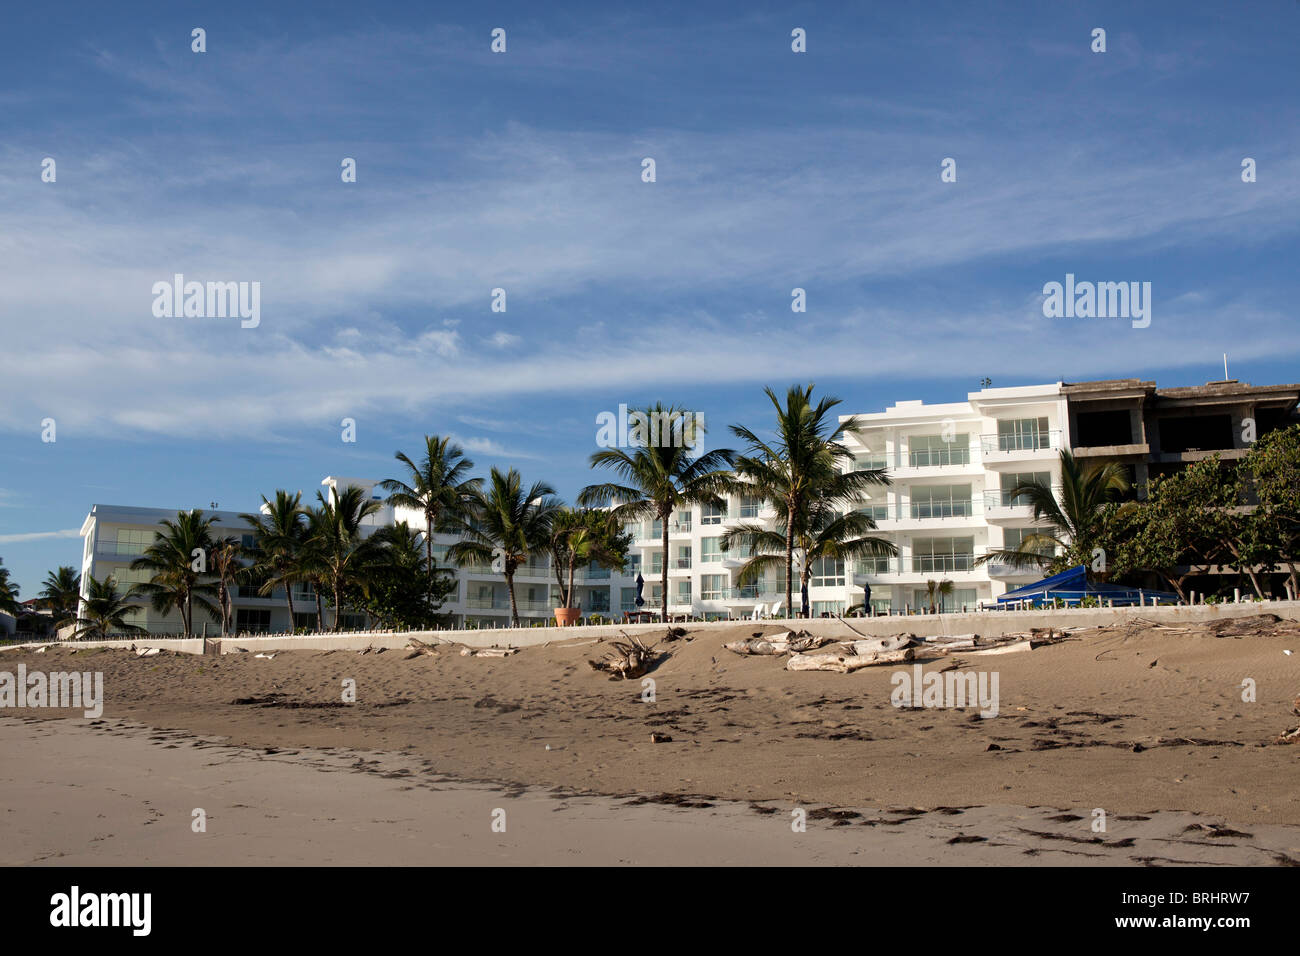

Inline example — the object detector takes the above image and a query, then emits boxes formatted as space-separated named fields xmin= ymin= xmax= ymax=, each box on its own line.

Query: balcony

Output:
xmin=980 ymin=430 xmax=1061 ymax=458
xmin=669 ymin=520 xmax=692 ymax=535
xmin=465 ymin=596 xmax=553 ymax=613
xmin=908 ymin=500 xmax=975 ymax=520
xmin=911 ymin=553 xmax=978 ymax=574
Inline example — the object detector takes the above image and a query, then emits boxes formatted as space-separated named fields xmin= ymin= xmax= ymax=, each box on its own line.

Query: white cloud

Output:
xmin=0 ymin=529 xmax=82 ymax=545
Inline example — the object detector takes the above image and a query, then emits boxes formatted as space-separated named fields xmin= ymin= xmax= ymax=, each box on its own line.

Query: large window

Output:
xmin=674 ymin=581 xmax=692 ymax=604
xmin=855 ymin=452 xmax=889 ymax=470
xmin=912 ymin=587 xmax=979 ymax=613
xmin=912 ymin=537 xmax=975 ymax=573
xmin=857 ymin=554 xmax=894 ymax=575
xmin=910 ymin=485 xmax=973 ymax=518
xmin=1000 ymin=472 xmax=1050 ymax=506
xmin=857 ymin=501 xmax=891 ymax=521
xmin=112 ymin=528 xmax=156 ymax=556
xmin=997 ymin=417 xmax=1050 ymax=451
xmin=738 ymin=496 xmax=762 ymax=518
xmin=811 ymin=600 xmax=845 ymax=617
xmin=701 ymin=502 xmax=728 ymax=525
xmin=700 ymin=537 xmax=724 ymax=563
xmin=1004 ymin=527 xmax=1055 ymax=555
xmin=810 ymin=557 xmax=845 ymax=587
xmin=235 ymin=608 xmax=272 ymax=633
xmin=701 ymin=574 xmax=726 ymax=600
xmin=909 ymin=434 xmax=970 ymax=467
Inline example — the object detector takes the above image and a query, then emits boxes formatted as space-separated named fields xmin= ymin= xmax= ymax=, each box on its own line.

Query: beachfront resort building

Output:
xmin=75 ymin=378 xmax=1299 ymax=634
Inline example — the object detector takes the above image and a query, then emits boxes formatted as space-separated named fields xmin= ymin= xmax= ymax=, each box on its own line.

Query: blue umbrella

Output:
xmin=800 ymin=579 xmax=810 ymax=618
xmin=861 ymin=581 xmax=872 ymax=615
xmin=634 ymin=573 xmax=645 ymax=608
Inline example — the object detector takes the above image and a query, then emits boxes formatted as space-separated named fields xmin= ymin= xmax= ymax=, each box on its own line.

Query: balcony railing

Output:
xmin=670 ymin=520 xmax=692 ymax=533
xmin=907 ymin=447 xmax=972 ymax=468
xmin=465 ymin=596 xmax=553 ymax=613
xmin=674 ymin=558 xmax=692 ymax=569
xmin=911 ymin=553 xmax=977 ymax=574
xmin=909 ymin=500 xmax=975 ymax=519
xmin=980 ymin=430 xmax=1061 ymax=455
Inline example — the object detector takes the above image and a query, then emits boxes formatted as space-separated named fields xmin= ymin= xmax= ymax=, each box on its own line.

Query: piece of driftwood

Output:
xmin=846 ymin=635 xmax=916 ymax=656
xmin=404 ymin=638 xmax=439 ymax=659
xmin=135 ymin=646 xmax=161 ymax=658
xmin=460 ymin=646 xmax=518 ymax=658
xmin=723 ymin=630 xmax=831 ymax=656
xmin=787 ymin=646 xmax=917 ymax=672
xmin=588 ymin=633 xmax=658 ymax=679
xmin=964 ymin=639 xmax=1032 ymax=656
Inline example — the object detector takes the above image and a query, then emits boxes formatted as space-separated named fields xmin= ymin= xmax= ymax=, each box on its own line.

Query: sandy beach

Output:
xmin=4 ymin=613 xmax=1300 ymax=865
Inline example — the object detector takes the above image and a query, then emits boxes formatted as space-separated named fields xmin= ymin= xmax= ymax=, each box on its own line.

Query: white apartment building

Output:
xmin=76 ymin=384 xmax=1070 ymax=634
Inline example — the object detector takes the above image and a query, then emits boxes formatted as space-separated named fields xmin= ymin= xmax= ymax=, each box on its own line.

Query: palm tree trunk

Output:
xmin=333 ymin=580 xmax=343 ymax=631
xmin=284 ymin=584 xmax=296 ymax=634
xmin=506 ymin=570 xmax=519 ymax=627
xmin=425 ymin=507 xmax=436 ymax=607
xmin=784 ymin=513 xmax=794 ymax=621
xmin=661 ymin=509 xmax=670 ymax=622
xmin=567 ymin=555 xmax=577 ymax=610
xmin=315 ymin=589 xmax=325 ymax=632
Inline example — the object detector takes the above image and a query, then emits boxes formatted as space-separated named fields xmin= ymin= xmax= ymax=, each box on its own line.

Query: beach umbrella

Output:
xmin=861 ymin=580 xmax=872 ymax=614
xmin=635 ymin=573 xmax=645 ymax=608
xmin=800 ymin=579 xmax=810 ymax=617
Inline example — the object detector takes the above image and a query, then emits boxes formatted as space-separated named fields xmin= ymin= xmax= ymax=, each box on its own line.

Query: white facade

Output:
xmin=77 ymin=383 xmax=1071 ymax=634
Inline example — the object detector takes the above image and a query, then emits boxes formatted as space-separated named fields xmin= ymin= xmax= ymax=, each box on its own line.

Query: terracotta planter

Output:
xmin=554 ymin=607 xmax=581 ymax=626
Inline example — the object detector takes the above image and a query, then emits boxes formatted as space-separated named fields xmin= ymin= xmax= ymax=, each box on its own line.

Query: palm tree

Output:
xmin=729 ymin=385 xmax=890 ymax=618
xmin=579 ymin=404 xmax=734 ymax=621
xmin=0 ymin=558 xmax=20 ymax=616
xmin=354 ymin=521 xmax=448 ymax=630
xmin=379 ymin=436 xmax=481 ymax=607
xmin=722 ymin=506 xmax=896 ymax=616
xmin=924 ymin=579 xmax=955 ymax=614
xmin=241 ymin=490 xmax=309 ymax=630
xmin=307 ymin=485 xmax=384 ymax=631
xmin=73 ymin=574 xmax=147 ymax=640
xmin=209 ymin=536 xmax=246 ymax=636
xmin=449 ymin=468 xmax=561 ymax=627
xmin=549 ymin=508 xmax=632 ymax=612
xmin=128 ymin=510 xmax=219 ymax=637
xmin=977 ymin=449 xmax=1131 ymax=573
xmin=38 ymin=566 xmax=82 ymax=631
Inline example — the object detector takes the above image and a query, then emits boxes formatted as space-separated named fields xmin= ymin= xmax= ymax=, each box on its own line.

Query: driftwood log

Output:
xmin=723 ymin=630 xmax=832 ymax=656
xmin=787 ymin=646 xmax=918 ymax=673
xmin=588 ymin=633 xmax=659 ymax=680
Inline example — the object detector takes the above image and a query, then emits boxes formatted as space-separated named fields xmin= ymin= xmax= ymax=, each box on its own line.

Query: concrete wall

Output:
xmin=27 ymin=598 xmax=1300 ymax=657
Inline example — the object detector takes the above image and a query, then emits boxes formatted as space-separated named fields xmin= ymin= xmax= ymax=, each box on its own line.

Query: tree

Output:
xmin=1242 ymin=424 xmax=1300 ymax=597
xmin=379 ymin=436 xmax=481 ymax=608
xmin=978 ymin=449 xmax=1130 ymax=574
xmin=306 ymin=486 xmax=385 ymax=632
xmin=721 ymin=506 xmax=895 ymax=616
xmin=209 ymin=536 xmax=246 ymax=636
xmin=450 ymin=468 xmax=561 ymax=627
xmin=241 ymin=490 xmax=309 ymax=630
xmin=346 ymin=521 xmax=456 ymax=630
xmin=73 ymin=574 xmax=148 ymax=640
xmin=728 ymin=385 xmax=888 ymax=618
xmin=128 ymin=510 xmax=219 ymax=637
xmin=579 ymin=404 xmax=734 ymax=621
xmin=549 ymin=508 xmax=632 ymax=612
xmin=37 ymin=566 xmax=82 ymax=630
xmin=924 ymin=579 xmax=955 ymax=614
xmin=0 ymin=558 xmax=20 ymax=616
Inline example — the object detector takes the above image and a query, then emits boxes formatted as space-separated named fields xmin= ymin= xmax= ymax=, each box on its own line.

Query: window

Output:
xmin=910 ymin=485 xmax=973 ymax=518
xmin=235 ymin=608 xmax=272 ymax=633
xmin=857 ymin=554 xmax=894 ymax=575
xmin=997 ymin=417 xmax=1050 ymax=451
xmin=911 ymin=587 xmax=979 ymax=613
xmin=855 ymin=452 xmax=889 ymax=471
xmin=676 ymin=547 xmax=692 ymax=569
xmin=701 ymin=574 xmax=726 ymax=600
xmin=338 ymin=613 xmax=368 ymax=630
xmin=909 ymin=435 xmax=970 ymax=467
xmin=112 ymin=528 xmax=156 ymax=556
xmin=701 ymin=502 xmax=728 ymax=525
xmin=241 ymin=533 xmax=257 ymax=550
xmin=912 ymin=537 xmax=975 ymax=573
xmin=700 ymin=538 xmax=724 ymax=563
xmin=1005 ymin=528 xmax=1055 ymax=555
xmin=621 ymin=587 xmax=641 ymax=611
xmin=293 ymin=611 xmax=319 ymax=630
xmin=738 ymin=496 xmax=762 ymax=518
xmin=857 ymin=501 xmax=891 ymax=521
xmin=998 ymin=472 xmax=1050 ymax=506
xmin=675 ymin=581 xmax=691 ymax=604
xmin=810 ymin=557 xmax=845 ymax=587
xmin=649 ymin=552 xmax=664 ymax=574
xmin=811 ymin=600 xmax=845 ymax=617
xmin=623 ymin=554 xmax=642 ymax=574
xmin=649 ymin=519 xmax=663 ymax=538
xmin=869 ymin=597 xmax=892 ymax=615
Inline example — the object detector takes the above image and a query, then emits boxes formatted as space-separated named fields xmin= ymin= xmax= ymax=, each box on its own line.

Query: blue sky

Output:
xmin=2 ymin=0 xmax=1298 ymax=596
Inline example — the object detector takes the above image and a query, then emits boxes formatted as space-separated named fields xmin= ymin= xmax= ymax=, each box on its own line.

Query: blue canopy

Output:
xmin=996 ymin=565 xmax=1179 ymax=607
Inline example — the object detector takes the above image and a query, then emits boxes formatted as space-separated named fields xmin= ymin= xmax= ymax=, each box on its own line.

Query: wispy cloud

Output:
xmin=0 ymin=529 xmax=82 ymax=545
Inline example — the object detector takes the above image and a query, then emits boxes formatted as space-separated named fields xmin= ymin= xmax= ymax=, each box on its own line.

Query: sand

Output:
xmin=3 ymin=613 xmax=1300 ymax=865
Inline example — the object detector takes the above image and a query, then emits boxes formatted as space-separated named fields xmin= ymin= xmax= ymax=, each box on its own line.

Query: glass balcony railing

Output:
xmin=981 ymin=430 xmax=1061 ymax=455
xmin=911 ymin=553 xmax=977 ymax=573
xmin=909 ymin=500 xmax=975 ymax=519
xmin=908 ymin=447 xmax=972 ymax=468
